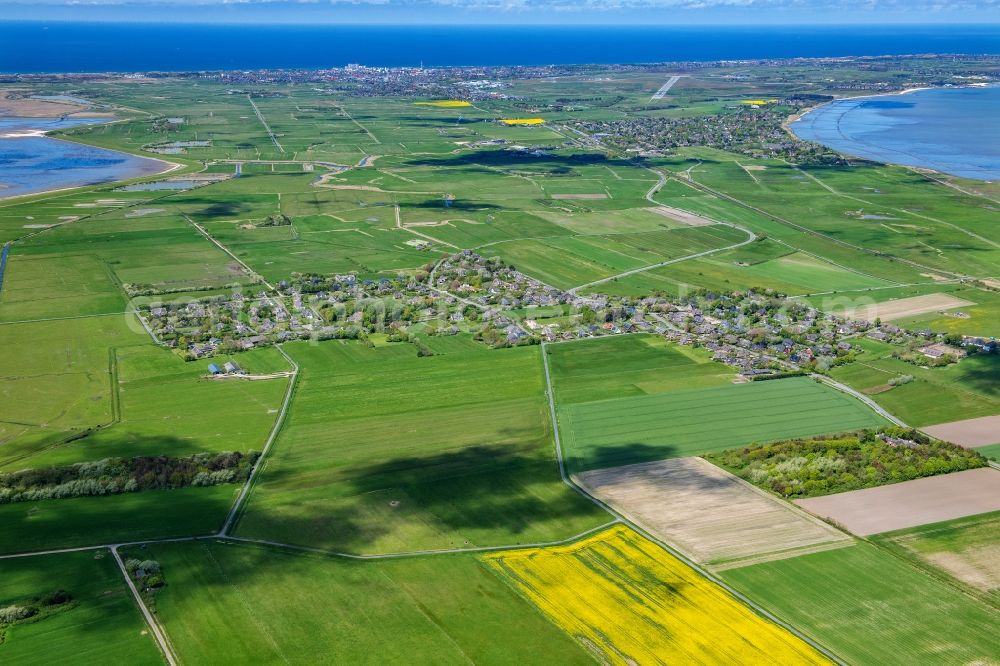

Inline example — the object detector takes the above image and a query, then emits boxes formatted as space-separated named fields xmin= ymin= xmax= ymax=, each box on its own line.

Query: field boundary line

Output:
xmin=247 ymin=94 xmax=284 ymax=154
xmin=336 ymin=103 xmax=380 ymax=145
xmin=565 ymin=169 xmax=757 ymax=293
xmin=222 ymin=520 xmax=621 ymax=561
xmin=0 ymin=311 xmax=130 ymax=325
xmin=771 ymin=237 xmax=899 ymax=286
xmin=182 ymin=213 xmax=274 ymax=291
xmin=109 ymin=347 xmax=122 ymax=423
xmin=787 ymin=278 xmax=962 ymax=299
xmin=221 ymin=344 xmax=299 ymax=536
xmin=794 ymin=165 xmax=1000 ymax=251
xmin=868 ymin=521 xmax=1000 ymax=612
xmin=111 ymin=545 xmax=179 ymax=666
xmin=710 ymin=539 xmax=857 ymax=572
xmin=395 ymin=204 xmax=462 ymax=249
xmin=669 ymin=169 xmax=969 ymax=280
xmin=539 ymin=341 xmax=848 ymax=666
xmin=913 ymin=168 xmax=1000 ymax=205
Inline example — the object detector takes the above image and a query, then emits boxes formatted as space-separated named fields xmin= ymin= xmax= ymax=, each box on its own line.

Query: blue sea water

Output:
xmin=790 ymin=85 xmax=1000 ymax=181
xmin=0 ymin=118 xmax=167 ymax=199
xmin=1 ymin=23 xmax=999 ymax=72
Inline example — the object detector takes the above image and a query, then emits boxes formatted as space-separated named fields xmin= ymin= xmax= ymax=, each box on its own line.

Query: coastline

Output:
xmin=783 ymin=83 xmax=1000 ymax=182
xmin=786 ymin=85 xmax=938 ymax=128
xmin=0 ymin=124 xmax=185 ymax=202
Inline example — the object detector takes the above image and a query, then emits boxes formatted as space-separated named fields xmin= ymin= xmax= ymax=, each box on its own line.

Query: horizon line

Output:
xmin=6 ymin=19 xmax=1000 ymax=26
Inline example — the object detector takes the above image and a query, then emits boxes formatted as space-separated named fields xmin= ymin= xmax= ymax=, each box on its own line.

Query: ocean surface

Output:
xmin=0 ymin=118 xmax=167 ymax=199
xmin=790 ymin=85 xmax=1000 ymax=181
xmin=1 ymin=23 xmax=1000 ymax=72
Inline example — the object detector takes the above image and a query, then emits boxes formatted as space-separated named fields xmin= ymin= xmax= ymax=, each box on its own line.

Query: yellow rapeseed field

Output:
xmin=414 ymin=100 xmax=472 ymax=107
xmin=499 ymin=118 xmax=545 ymax=125
xmin=484 ymin=525 xmax=829 ymax=665
xmin=740 ymin=99 xmax=779 ymax=106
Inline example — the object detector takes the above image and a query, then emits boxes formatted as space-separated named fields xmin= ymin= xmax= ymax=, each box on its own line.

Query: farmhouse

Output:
xmin=918 ymin=343 xmax=966 ymax=360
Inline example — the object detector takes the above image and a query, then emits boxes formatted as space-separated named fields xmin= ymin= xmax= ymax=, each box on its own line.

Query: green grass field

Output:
xmin=147 ymin=540 xmax=592 ymax=665
xmin=234 ymin=339 xmax=608 ymax=553
xmin=871 ymin=511 xmax=1000 ymax=609
xmin=976 ymin=443 xmax=1000 ymax=460
xmin=0 ymin=252 xmax=127 ymax=321
xmin=488 ymin=224 xmax=748 ymax=289
xmin=805 ymin=283 xmax=1000 ymax=338
xmin=828 ymin=339 xmax=1000 ymax=427
xmin=0 ymin=315 xmax=149 ymax=457
xmin=558 ymin=376 xmax=888 ymax=472
xmin=0 ymin=551 xmax=162 ymax=665
xmin=5 ymin=68 xmax=1000 ymax=662
xmin=546 ymin=336 xmax=886 ymax=472
xmin=595 ymin=243 xmax=895 ymax=297
xmin=547 ymin=334 xmax=735 ymax=404
xmin=0 ymin=342 xmax=289 ymax=471
xmin=0 ymin=485 xmax=237 ymax=555
xmin=722 ymin=543 xmax=1000 ymax=665
xmin=670 ymin=148 xmax=1000 ymax=281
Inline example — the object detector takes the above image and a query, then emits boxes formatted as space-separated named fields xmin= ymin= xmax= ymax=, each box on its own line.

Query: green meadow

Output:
xmin=2 ymin=65 xmax=999 ymax=662
xmin=0 ymin=486 xmax=237 ymax=555
xmin=806 ymin=282 xmax=1000 ymax=338
xmin=234 ymin=339 xmax=608 ymax=553
xmin=146 ymin=540 xmax=592 ymax=665
xmin=722 ymin=543 xmax=1000 ymax=666
xmin=665 ymin=148 xmax=1000 ymax=280
xmin=489 ymin=225 xmax=748 ymax=289
xmin=976 ymin=443 xmax=1000 ymax=460
xmin=547 ymin=334 xmax=734 ymax=404
xmin=872 ymin=511 xmax=1000 ymax=609
xmin=0 ymin=315 xmax=147 ymax=456
xmin=559 ymin=375 xmax=887 ymax=472
xmin=828 ymin=338 xmax=1000 ymax=426
xmin=0 ymin=551 xmax=163 ymax=665
xmin=0 ymin=340 xmax=289 ymax=471
xmin=547 ymin=335 xmax=886 ymax=472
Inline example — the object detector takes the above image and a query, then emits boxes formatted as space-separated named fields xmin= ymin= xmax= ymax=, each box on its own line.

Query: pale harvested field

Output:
xmin=923 ymin=415 xmax=1000 ymax=447
xmin=576 ymin=457 xmax=850 ymax=568
xmin=884 ymin=513 xmax=1000 ymax=596
xmin=796 ymin=467 xmax=1000 ymax=536
xmin=550 ymin=193 xmax=608 ymax=200
xmin=841 ymin=292 xmax=975 ymax=321
xmin=924 ymin=547 xmax=1000 ymax=593
xmin=644 ymin=206 xmax=716 ymax=226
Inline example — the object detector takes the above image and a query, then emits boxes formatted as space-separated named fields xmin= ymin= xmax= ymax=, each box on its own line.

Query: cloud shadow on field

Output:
xmin=392 ymin=115 xmax=485 ymax=126
xmin=406 ymin=149 xmax=642 ymax=172
xmin=567 ymin=441 xmax=681 ymax=477
xmin=234 ymin=429 xmax=613 ymax=554
xmin=952 ymin=355 xmax=1000 ymax=399
xmin=399 ymin=199 xmax=501 ymax=211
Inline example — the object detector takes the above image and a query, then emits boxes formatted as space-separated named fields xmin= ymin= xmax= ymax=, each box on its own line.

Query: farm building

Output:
xmin=207 ymin=363 xmax=221 ymax=374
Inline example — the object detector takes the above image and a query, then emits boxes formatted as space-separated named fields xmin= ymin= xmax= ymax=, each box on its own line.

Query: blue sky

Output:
xmin=3 ymin=0 xmax=1000 ymax=24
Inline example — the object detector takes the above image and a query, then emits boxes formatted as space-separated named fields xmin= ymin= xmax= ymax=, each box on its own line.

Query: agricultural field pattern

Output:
xmin=1 ymin=57 xmax=999 ymax=665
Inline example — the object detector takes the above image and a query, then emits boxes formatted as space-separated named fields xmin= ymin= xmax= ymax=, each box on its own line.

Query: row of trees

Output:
xmin=0 ymin=451 xmax=258 ymax=504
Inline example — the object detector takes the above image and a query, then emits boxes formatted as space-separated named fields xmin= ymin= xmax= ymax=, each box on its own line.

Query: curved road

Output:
xmin=567 ymin=169 xmax=757 ymax=294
